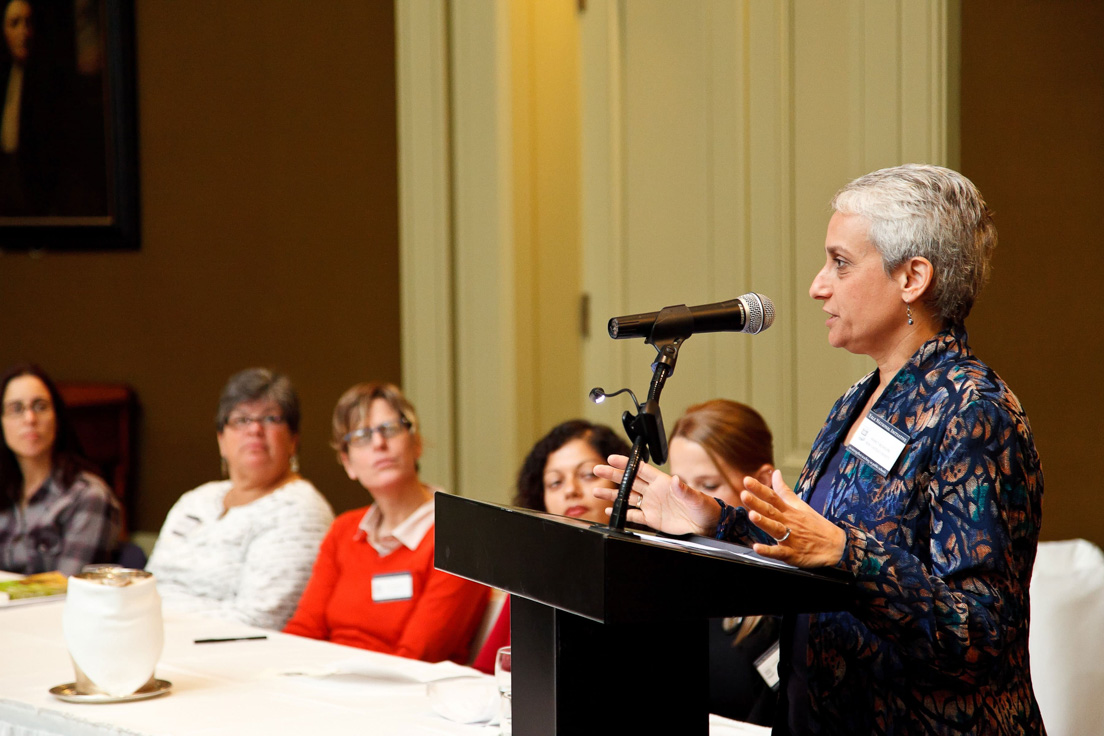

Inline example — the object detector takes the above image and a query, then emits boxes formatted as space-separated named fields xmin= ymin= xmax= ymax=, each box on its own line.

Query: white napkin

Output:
xmin=62 ymin=573 xmax=164 ymax=697
xmin=427 ymin=676 xmax=499 ymax=724
xmin=278 ymin=656 xmax=478 ymax=684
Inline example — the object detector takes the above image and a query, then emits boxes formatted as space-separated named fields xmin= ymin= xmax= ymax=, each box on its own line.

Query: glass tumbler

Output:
xmin=495 ymin=646 xmax=512 ymax=735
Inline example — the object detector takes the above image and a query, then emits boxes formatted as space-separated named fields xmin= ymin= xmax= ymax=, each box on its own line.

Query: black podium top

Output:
xmin=435 ymin=494 xmax=854 ymax=624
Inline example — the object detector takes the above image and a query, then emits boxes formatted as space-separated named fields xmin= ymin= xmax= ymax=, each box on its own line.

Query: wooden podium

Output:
xmin=435 ymin=494 xmax=854 ymax=735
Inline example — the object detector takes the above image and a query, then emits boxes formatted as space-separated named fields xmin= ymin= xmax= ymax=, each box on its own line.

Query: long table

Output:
xmin=0 ymin=598 xmax=769 ymax=736
xmin=0 ymin=598 xmax=496 ymax=736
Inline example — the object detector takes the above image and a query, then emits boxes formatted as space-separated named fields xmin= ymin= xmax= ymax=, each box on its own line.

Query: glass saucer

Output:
xmin=49 ymin=678 xmax=172 ymax=703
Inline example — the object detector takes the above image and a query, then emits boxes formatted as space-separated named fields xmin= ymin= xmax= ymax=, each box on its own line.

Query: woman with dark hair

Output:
xmin=146 ymin=368 xmax=333 ymax=630
xmin=513 ymin=419 xmax=631 ymax=523
xmin=1 ymin=363 xmax=120 ymax=575
xmin=472 ymin=419 xmax=631 ymax=673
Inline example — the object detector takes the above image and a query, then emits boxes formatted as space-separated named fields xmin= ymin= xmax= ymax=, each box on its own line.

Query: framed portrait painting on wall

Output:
xmin=0 ymin=0 xmax=138 ymax=252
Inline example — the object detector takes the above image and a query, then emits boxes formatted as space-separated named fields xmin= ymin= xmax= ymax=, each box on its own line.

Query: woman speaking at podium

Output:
xmin=595 ymin=165 xmax=1045 ymax=735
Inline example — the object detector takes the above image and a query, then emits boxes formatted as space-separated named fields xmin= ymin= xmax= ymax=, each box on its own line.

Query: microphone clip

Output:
xmin=621 ymin=401 xmax=666 ymax=467
xmin=646 ymin=303 xmax=695 ymax=346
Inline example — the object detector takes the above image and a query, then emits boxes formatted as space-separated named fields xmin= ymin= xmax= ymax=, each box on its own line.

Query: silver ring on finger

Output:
xmin=776 ymin=527 xmax=791 ymax=544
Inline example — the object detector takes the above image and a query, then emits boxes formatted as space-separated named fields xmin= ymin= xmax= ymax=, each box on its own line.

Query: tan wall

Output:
xmin=961 ymin=1 xmax=1104 ymax=545
xmin=0 ymin=2 xmax=400 ymax=531
xmin=510 ymin=0 xmax=583 ymax=446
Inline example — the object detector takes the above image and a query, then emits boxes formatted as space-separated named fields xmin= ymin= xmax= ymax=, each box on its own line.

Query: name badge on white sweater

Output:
xmin=848 ymin=413 xmax=909 ymax=476
xmin=372 ymin=572 xmax=414 ymax=603
xmin=171 ymin=514 xmax=203 ymax=538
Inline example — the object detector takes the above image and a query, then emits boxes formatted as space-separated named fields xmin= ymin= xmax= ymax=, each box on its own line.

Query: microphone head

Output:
xmin=739 ymin=293 xmax=775 ymax=334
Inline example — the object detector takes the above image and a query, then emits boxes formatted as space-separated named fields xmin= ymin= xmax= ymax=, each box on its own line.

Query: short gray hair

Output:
xmin=215 ymin=368 xmax=300 ymax=433
xmin=831 ymin=164 xmax=996 ymax=325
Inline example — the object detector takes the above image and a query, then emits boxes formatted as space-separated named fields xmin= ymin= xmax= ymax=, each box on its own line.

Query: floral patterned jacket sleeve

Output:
xmin=722 ymin=326 xmax=1046 ymax=735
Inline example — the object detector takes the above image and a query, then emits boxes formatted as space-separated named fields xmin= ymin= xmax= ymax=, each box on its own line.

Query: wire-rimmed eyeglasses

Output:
xmin=343 ymin=417 xmax=411 ymax=448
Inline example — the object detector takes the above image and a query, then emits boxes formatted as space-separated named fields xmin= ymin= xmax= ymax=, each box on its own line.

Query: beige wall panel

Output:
xmin=616 ymin=0 xmax=720 ymax=416
xmin=580 ymin=0 xmax=627 ymax=410
xmin=791 ymin=2 xmax=875 ymax=471
xmin=396 ymin=0 xmax=456 ymax=492
xmin=704 ymin=0 xmax=752 ymax=409
xmin=400 ymin=0 xmax=586 ymax=505
xmin=581 ymin=0 xmax=955 ymax=480
xmin=744 ymin=0 xmax=800 ymax=471
xmin=449 ymin=0 xmax=522 ymax=504
xmin=519 ymin=0 xmax=585 ymax=438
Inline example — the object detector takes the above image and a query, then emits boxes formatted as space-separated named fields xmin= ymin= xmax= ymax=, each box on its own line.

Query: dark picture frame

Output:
xmin=0 ymin=0 xmax=138 ymax=252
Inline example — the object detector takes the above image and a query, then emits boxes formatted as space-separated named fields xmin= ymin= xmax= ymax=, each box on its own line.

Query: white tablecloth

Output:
xmin=0 ymin=599 xmax=768 ymax=736
xmin=0 ymin=600 xmax=495 ymax=736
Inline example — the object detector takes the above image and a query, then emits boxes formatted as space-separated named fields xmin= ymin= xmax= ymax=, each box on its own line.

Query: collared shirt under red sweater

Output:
xmin=283 ymin=496 xmax=490 ymax=664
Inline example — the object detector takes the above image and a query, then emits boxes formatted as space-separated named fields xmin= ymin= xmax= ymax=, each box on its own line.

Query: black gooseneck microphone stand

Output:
xmin=604 ymin=304 xmax=696 ymax=531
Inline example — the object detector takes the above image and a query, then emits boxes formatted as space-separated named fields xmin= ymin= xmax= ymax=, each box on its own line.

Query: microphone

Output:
xmin=607 ymin=293 xmax=775 ymax=340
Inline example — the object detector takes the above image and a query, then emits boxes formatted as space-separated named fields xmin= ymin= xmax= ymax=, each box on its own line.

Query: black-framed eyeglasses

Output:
xmin=2 ymin=398 xmax=53 ymax=418
xmin=343 ymin=417 xmax=411 ymax=448
xmin=226 ymin=414 xmax=287 ymax=430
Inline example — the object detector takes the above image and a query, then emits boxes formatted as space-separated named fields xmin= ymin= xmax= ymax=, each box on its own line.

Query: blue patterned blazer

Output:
xmin=718 ymin=325 xmax=1045 ymax=735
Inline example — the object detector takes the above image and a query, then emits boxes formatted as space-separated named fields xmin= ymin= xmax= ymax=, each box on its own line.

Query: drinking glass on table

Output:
xmin=495 ymin=646 xmax=512 ymax=735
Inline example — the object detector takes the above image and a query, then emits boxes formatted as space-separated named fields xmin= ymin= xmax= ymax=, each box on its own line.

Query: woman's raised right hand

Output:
xmin=593 ymin=454 xmax=722 ymax=536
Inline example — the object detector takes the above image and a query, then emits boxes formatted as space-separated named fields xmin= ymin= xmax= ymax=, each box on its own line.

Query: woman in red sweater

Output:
xmin=284 ymin=382 xmax=489 ymax=663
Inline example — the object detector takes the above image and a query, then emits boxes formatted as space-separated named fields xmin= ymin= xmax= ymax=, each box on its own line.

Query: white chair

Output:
xmin=1029 ymin=538 xmax=1104 ymax=736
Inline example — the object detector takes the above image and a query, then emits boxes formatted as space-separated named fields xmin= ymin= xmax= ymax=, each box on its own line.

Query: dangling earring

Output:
xmin=220 ymin=457 xmax=228 ymax=478
xmin=906 ymin=303 xmax=914 ymax=326
xmin=290 ymin=454 xmax=300 ymax=474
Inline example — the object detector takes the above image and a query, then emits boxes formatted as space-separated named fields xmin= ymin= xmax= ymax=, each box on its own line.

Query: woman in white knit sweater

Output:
xmin=146 ymin=368 xmax=333 ymax=630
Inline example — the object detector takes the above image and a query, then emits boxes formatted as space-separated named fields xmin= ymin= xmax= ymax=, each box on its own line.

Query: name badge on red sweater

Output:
xmin=372 ymin=572 xmax=414 ymax=603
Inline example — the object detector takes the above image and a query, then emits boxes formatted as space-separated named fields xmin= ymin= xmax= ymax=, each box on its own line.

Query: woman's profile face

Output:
xmin=216 ymin=398 xmax=297 ymax=483
xmin=668 ymin=436 xmax=745 ymax=508
xmin=541 ymin=438 xmax=612 ymax=523
xmin=809 ymin=211 xmax=905 ymax=358
xmin=1 ymin=374 xmax=56 ymax=464
xmin=4 ymin=0 xmax=33 ymax=64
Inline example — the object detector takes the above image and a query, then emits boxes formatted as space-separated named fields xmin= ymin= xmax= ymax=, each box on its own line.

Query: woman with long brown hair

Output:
xmin=667 ymin=399 xmax=779 ymax=725
xmin=1 ymin=363 xmax=119 ymax=575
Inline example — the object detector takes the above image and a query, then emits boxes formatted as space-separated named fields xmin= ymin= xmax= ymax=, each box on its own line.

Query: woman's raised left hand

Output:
xmin=741 ymin=470 xmax=847 ymax=568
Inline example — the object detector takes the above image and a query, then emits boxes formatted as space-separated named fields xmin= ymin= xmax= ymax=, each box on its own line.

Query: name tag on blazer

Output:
xmin=372 ymin=572 xmax=414 ymax=603
xmin=848 ymin=413 xmax=909 ymax=477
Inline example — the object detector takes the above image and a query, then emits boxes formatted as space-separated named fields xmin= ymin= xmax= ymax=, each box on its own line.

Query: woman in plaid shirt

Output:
xmin=1 ymin=363 xmax=120 ymax=575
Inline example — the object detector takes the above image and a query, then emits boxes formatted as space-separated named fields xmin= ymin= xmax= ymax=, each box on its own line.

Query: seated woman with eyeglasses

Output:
xmin=146 ymin=368 xmax=334 ymax=630
xmin=1 ymin=363 xmax=121 ymax=575
xmin=283 ymin=382 xmax=490 ymax=663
